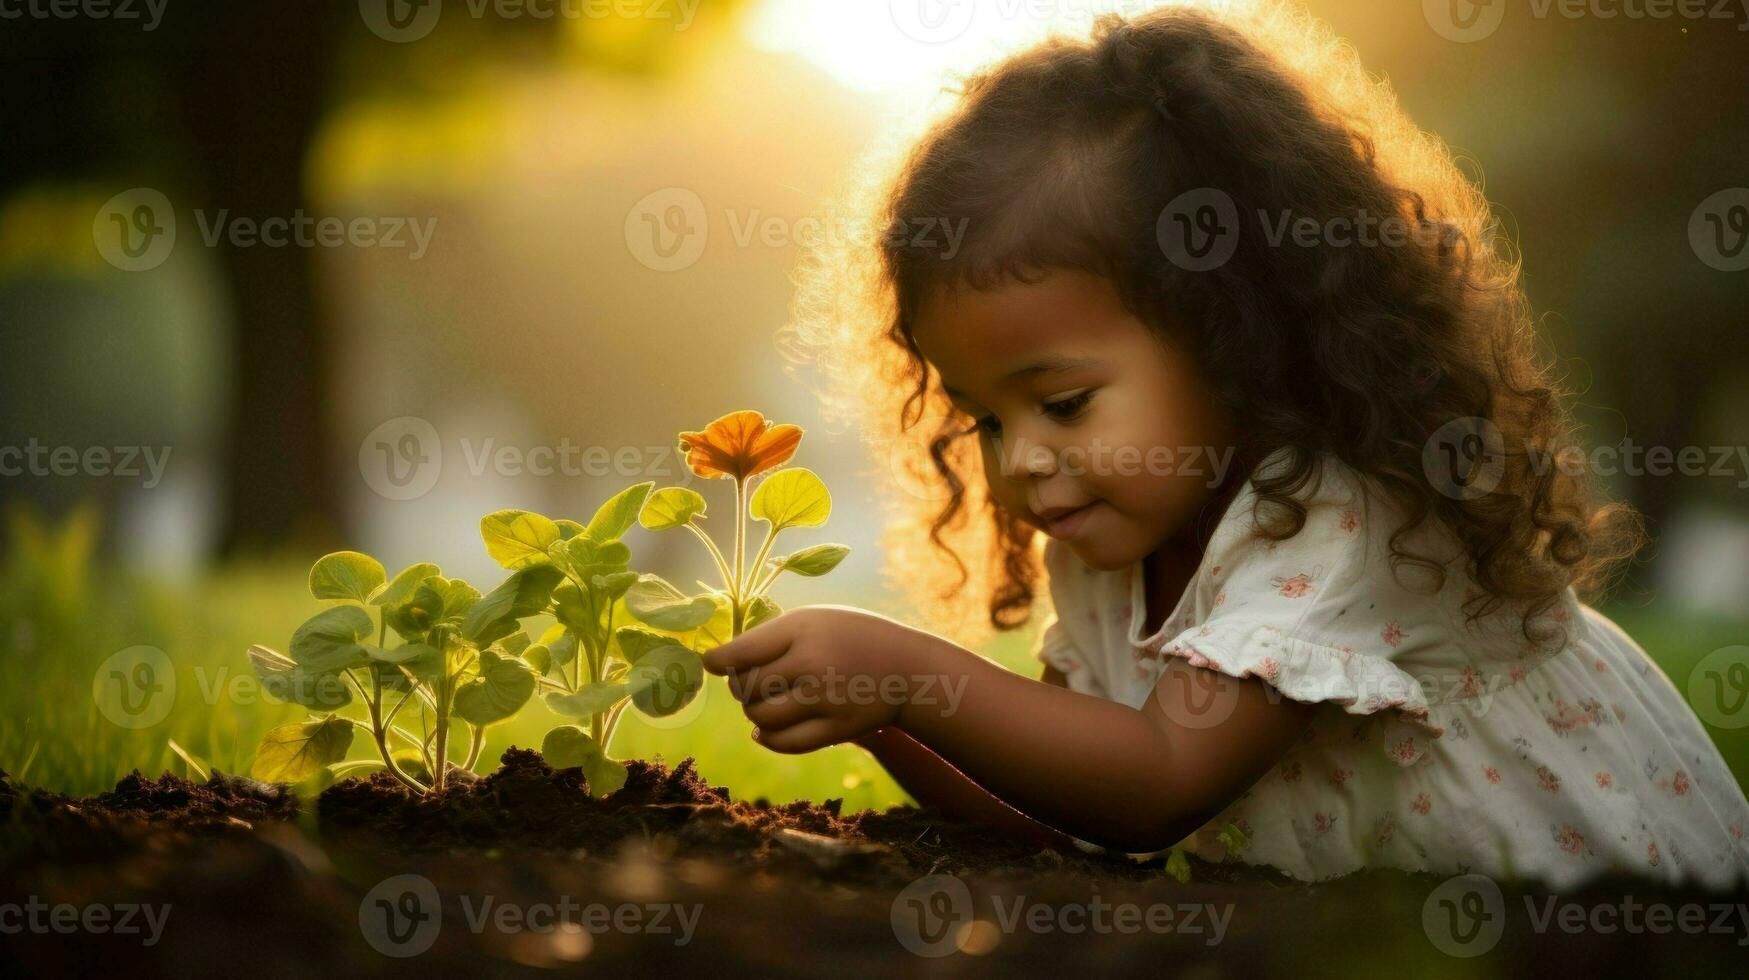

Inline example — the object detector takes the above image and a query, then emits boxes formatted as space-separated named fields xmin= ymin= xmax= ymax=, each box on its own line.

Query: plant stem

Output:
xmin=685 ymin=522 xmax=733 ymax=587
xmin=432 ymin=675 xmax=451 ymax=794
xmin=462 ymin=725 xmax=485 ymax=771
xmin=732 ymin=477 xmax=747 ymax=598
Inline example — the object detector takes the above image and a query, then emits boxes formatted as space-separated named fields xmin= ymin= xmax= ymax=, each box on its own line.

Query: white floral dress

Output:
xmin=1035 ymin=451 xmax=1749 ymax=889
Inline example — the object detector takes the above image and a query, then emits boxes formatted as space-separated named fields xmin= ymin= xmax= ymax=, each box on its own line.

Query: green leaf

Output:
xmin=555 ymin=520 xmax=587 ymax=540
xmin=463 ymin=566 xmax=563 ymax=641
xmin=552 ymin=582 xmax=595 ymax=632
xmin=612 ymin=626 xmax=677 ymax=664
xmin=370 ymin=562 xmax=441 ymax=606
xmin=627 ymin=645 xmax=703 ymax=717
xmin=541 ymin=726 xmax=628 ymax=797
xmin=384 ymin=576 xmax=444 ymax=639
xmin=561 ymin=536 xmax=631 ymax=579
xmin=289 ymin=606 xmax=374 ymax=672
xmin=432 ymin=577 xmax=481 ymax=620
xmin=743 ymin=595 xmax=782 ymax=631
xmin=453 ymin=647 xmax=537 ymax=726
xmin=585 ymin=482 xmax=654 ymax=542
xmin=1165 ymin=848 xmax=1192 ymax=884
xmin=1216 ymin=821 xmax=1250 ymax=856
xmin=639 ymin=487 xmax=707 ymax=530
xmin=777 ymin=543 xmax=850 ymax=577
xmin=481 ymin=510 xmax=561 ymax=569
xmin=750 ymin=467 xmax=830 ymax=530
xmin=309 ymin=551 xmax=386 ymax=603
xmin=251 ymin=715 xmax=355 ymax=784
xmin=522 ymin=643 xmax=553 ymax=676
xmin=543 ymin=681 xmax=632 ymax=718
xmin=592 ymin=571 xmax=639 ymax=602
xmin=247 ymin=644 xmax=353 ymax=709
xmin=625 ymin=575 xmax=718 ymax=631
xmin=367 ymin=642 xmax=437 ymax=666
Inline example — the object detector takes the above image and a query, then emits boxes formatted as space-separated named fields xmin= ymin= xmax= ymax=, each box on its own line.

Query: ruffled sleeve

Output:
xmin=1032 ymin=540 xmax=1111 ymax=698
xmin=1146 ymin=463 xmax=1447 ymax=745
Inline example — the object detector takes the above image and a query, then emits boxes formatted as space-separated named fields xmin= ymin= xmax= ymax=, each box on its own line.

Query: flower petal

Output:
xmin=677 ymin=410 xmax=803 ymax=481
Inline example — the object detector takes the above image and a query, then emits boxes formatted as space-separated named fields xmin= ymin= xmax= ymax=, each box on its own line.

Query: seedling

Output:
xmin=246 ymin=552 xmax=544 ymax=793
xmin=496 ymin=411 xmax=849 ymax=796
xmin=243 ymin=411 xmax=847 ymax=798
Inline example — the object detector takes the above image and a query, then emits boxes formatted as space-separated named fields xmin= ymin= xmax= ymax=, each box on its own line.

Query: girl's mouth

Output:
xmin=1038 ymin=502 xmax=1099 ymax=541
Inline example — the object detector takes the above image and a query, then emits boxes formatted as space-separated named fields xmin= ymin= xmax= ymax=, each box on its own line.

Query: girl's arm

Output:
xmin=853 ymin=726 xmax=1074 ymax=849
xmin=705 ymin=608 xmax=1318 ymax=854
xmin=893 ymin=633 xmax=1318 ymax=852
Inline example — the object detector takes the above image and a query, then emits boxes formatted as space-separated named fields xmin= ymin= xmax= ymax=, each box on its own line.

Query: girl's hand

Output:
xmin=701 ymin=607 xmax=932 ymax=754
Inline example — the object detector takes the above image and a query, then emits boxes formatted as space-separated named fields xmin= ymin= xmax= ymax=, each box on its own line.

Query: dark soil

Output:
xmin=3 ymin=755 xmax=1744 ymax=978
xmin=314 ymin=748 xmax=1174 ymax=886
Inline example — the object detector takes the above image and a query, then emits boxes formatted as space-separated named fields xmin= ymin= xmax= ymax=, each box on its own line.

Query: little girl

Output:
xmin=704 ymin=3 xmax=1749 ymax=889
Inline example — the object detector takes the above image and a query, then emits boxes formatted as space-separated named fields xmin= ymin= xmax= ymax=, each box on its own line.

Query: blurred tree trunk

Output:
xmin=170 ymin=4 xmax=344 ymax=554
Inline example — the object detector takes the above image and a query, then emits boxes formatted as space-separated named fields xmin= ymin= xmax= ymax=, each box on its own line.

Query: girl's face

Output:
xmin=910 ymin=270 xmax=1237 ymax=571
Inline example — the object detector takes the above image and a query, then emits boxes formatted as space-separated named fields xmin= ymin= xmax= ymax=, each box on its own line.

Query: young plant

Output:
xmin=472 ymin=483 xmax=703 ymax=797
xmin=245 ymin=553 xmax=544 ymax=793
xmin=639 ymin=409 xmax=849 ymax=646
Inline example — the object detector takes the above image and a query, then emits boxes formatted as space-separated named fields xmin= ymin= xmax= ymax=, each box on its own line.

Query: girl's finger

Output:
xmin=753 ymin=717 xmax=850 ymax=755
xmin=743 ymin=689 xmax=816 ymax=731
xmin=702 ymin=618 xmax=792 ymax=675
xmin=724 ymin=659 xmax=799 ymax=704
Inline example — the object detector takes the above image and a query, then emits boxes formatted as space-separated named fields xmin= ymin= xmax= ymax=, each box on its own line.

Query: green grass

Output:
xmin=1 ymin=505 xmax=1743 ymax=813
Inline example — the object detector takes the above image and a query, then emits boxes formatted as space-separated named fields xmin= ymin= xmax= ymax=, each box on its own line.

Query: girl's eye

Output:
xmin=1040 ymin=389 xmax=1094 ymax=422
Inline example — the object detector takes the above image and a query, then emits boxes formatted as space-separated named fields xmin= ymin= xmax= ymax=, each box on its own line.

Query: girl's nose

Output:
xmin=1005 ymin=434 xmax=1058 ymax=480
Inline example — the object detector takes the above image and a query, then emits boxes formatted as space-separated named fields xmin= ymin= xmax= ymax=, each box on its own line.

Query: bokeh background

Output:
xmin=1 ymin=0 xmax=1745 ymax=806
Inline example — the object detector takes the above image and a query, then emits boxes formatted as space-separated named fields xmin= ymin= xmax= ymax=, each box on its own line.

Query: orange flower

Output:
xmin=677 ymin=410 xmax=802 ymax=481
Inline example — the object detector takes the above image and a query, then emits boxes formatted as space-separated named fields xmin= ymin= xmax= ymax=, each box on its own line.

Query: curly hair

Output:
xmin=785 ymin=1 xmax=1643 ymax=644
